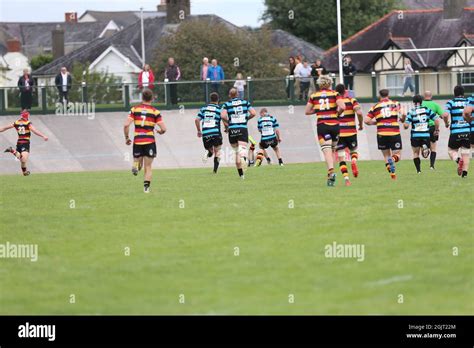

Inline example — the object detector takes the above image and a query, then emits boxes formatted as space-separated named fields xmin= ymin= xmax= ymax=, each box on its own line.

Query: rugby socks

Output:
xmin=462 ymin=171 xmax=468 ymax=178
xmin=392 ymin=154 xmax=400 ymax=163
xmin=278 ymin=158 xmax=283 ymax=165
xmin=21 ymin=166 xmax=27 ymax=174
xmin=385 ymin=162 xmax=391 ymax=173
xmin=238 ymin=168 xmax=244 ymax=177
xmin=413 ymin=158 xmax=421 ymax=173
xmin=351 ymin=152 xmax=358 ymax=162
xmin=339 ymin=161 xmax=349 ymax=181
xmin=266 ymin=157 xmax=271 ymax=164
xmin=144 ymin=181 xmax=151 ymax=189
xmin=207 ymin=151 xmax=213 ymax=158
xmin=430 ymin=152 xmax=437 ymax=168
xmin=213 ymin=157 xmax=220 ymax=173
xmin=327 ymin=168 xmax=335 ymax=177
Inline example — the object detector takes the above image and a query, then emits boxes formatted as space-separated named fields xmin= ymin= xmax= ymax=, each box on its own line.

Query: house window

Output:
xmin=461 ymin=72 xmax=474 ymax=86
xmin=385 ymin=73 xmax=405 ymax=96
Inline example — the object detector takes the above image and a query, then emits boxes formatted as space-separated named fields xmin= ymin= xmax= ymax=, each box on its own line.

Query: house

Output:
xmin=33 ymin=0 xmax=324 ymax=102
xmin=323 ymin=2 xmax=474 ymax=97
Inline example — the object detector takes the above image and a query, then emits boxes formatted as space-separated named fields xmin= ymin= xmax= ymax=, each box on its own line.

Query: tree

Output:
xmin=30 ymin=54 xmax=53 ymax=71
xmin=152 ymin=20 xmax=288 ymax=81
xmin=262 ymin=0 xmax=401 ymax=50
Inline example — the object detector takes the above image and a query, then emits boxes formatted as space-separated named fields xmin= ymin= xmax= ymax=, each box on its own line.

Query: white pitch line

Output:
xmin=368 ymin=275 xmax=413 ymax=286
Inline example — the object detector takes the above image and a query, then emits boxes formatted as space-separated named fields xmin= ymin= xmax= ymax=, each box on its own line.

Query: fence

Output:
xmin=0 ymin=70 xmax=471 ymax=115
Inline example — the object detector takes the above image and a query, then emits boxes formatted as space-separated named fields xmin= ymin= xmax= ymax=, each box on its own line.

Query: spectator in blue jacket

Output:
xmin=207 ymin=59 xmax=225 ymax=96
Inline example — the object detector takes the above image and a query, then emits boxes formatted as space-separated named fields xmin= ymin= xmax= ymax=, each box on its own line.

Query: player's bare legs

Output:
xmin=213 ymin=145 xmax=222 ymax=173
xmin=412 ymin=147 xmax=421 ymax=173
xmin=20 ymin=151 xmax=30 ymax=176
xmin=382 ymin=149 xmax=397 ymax=180
xmin=337 ymin=149 xmax=351 ymax=186
xmin=4 ymin=146 xmax=21 ymax=160
xmin=234 ymin=140 xmax=248 ymax=178
xmin=143 ymin=156 xmax=154 ymax=193
xmin=273 ymin=146 xmax=283 ymax=166
xmin=320 ymin=138 xmax=336 ymax=186
xmin=132 ymin=156 xmax=144 ymax=176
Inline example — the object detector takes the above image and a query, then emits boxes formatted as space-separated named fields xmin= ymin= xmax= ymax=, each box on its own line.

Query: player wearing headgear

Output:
xmin=195 ymin=92 xmax=223 ymax=173
xmin=255 ymin=108 xmax=283 ymax=167
xmin=220 ymin=87 xmax=257 ymax=179
xmin=1 ymin=110 xmax=48 ymax=176
xmin=442 ymin=86 xmax=470 ymax=178
xmin=402 ymin=95 xmax=440 ymax=173
xmin=334 ymin=83 xmax=363 ymax=185
xmin=365 ymin=89 xmax=402 ymax=180
xmin=124 ymin=88 xmax=166 ymax=193
xmin=305 ymin=75 xmax=346 ymax=187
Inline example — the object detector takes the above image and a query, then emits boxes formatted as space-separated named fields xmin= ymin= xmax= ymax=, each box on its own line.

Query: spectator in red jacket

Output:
xmin=138 ymin=64 xmax=155 ymax=90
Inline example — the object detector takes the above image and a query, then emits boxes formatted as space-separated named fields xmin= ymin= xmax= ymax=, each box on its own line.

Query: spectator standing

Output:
xmin=343 ymin=56 xmax=356 ymax=93
xmin=234 ymin=73 xmax=246 ymax=99
xmin=207 ymin=59 xmax=225 ymax=96
xmin=311 ymin=59 xmax=327 ymax=83
xmin=165 ymin=57 xmax=181 ymax=105
xmin=286 ymin=56 xmax=296 ymax=99
xmin=294 ymin=55 xmax=303 ymax=100
xmin=402 ymin=58 xmax=415 ymax=96
xmin=55 ymin=66 xmax=72 ymax=105
xmin=18 ymin=68 xmax=34 ymax=110
xmin=138 ymin=64 xmax=155 ymax=90
xmin=200 ymin=57 xmax=210 ymax=100
xmin=298 ymin=60 xmax=312 ymax=100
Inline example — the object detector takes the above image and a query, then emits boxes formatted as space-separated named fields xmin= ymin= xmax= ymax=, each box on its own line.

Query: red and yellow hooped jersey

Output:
xmin=339 ymin=97 xmax=360 ymax=137
xmin=128 ymin=104 xmax=162 ymax=145
xmin=308 ymin=89 xmax=342 ymax=126
xmin=14 ymin=119 xmax=32 ymax=144
xmin=367 ymin=98 xmax=401 ymax=136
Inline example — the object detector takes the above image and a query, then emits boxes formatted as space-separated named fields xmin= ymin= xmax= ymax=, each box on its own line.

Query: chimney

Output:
xmin=166 ymin=0 xmax=190 ymax=24
xmin=6 ymin=38 xmax=21 ymax=52
xmin=52 ymin=25 xmax=65 ymax=60
xmin=443 ymin=0 xmax=466 ymax=19
xmin=157 ymin=0 xmax=167 ymax=12
xmin=65 ymin=12 xmax=78 ymax=23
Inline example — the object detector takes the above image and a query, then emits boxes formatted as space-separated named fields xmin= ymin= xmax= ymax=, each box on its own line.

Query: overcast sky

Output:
xmin=0 ymin=0 xmax=266 ymax=27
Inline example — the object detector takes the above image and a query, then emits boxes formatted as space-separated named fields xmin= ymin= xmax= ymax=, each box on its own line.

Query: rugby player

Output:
xmin=463 ymin=93 xmax=473 ymax=151
xmin=195 ymin=92 xmax=223 ymax=173
xmin=442 ymin=86 xmax=470 ymax=178
xmin=1 ymin=110 xmax=48 ymax=176
xmin=220 ymin=88 xmax=257 ymax=179
xmin=255 ymin=108 xmax=283 ymax=167
xmin=402 ymin=95 xmax=440 ymax=173
xmin=365 ymin=89 xmax=402 ymax=180
xmin=305 ymin=75 xmax=345 ymax=187
xmin=124 ymin=89 xmax=166 ymax=193
xmin=335 ymin=83 xmax=363 ymax=184
xmin=421 ymin=91 xmax=444 ymax=169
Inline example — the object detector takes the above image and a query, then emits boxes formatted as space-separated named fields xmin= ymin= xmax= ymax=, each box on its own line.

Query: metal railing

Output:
xmin=0 ymin=70 xmax=471 ymax=115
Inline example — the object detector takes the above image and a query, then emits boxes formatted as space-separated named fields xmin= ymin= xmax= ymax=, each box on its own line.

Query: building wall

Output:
xmin=90 ymin=50 xmax=138 ymax=83
xmin=3 ymin=52 xmax=30 ymax=87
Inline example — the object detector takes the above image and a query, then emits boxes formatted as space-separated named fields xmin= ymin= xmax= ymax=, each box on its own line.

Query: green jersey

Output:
xmin=422 ymin=100 xmax=443 ymax=127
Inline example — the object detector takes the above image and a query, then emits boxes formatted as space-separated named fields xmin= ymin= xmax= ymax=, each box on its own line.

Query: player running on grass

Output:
xmin=365 ymin=89 xmax=402 ymax=180
xmin=124 ymin=89 xmax=166 ymax=193
xmin=255 ymin=108 xmax=284 ymax=167
xmin=463 ymin=93 xmax=473 ymax=151
xmin=195 ymin=92 xmax=223 ymax=174
xmin=422 ymin=91 xmax=444 ymax=169
xmin=220 ymin=88 xmax=257 ymax=179
xmin=442 ymin=86 xmax=470 ymax=178
xmin=402 ymin=95 xmax=440 ymax=174
xmin=334 ymin=83 xmax=363 ymax=184
xmin=305 ymin=75 xmax=345 ymax=187
xmin=1 ymin=110 xmax=48 ymax=176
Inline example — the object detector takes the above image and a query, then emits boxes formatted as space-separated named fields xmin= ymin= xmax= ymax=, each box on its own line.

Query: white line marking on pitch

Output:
xmin=368 ymin=275 xmax=413 ymax=286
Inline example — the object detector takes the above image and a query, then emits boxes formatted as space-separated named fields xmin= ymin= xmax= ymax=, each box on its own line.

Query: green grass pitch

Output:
xmin=0 ymin=161 xmax=472 ymax=315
